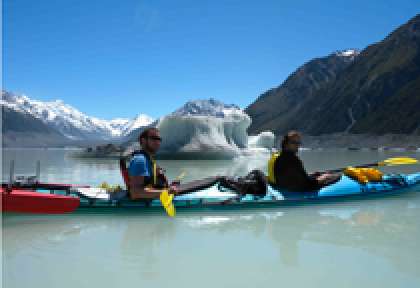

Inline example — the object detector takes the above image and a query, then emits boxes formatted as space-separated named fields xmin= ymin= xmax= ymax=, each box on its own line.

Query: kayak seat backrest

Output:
xmin=267 ymin=152 xmax=281 ymax=185
xmin=119 ymin=158 xmax=130 ymax=190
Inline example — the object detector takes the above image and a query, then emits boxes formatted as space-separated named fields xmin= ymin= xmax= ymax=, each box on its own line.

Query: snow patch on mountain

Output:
xmin=335 ymin=49 xmax=360 ymax=59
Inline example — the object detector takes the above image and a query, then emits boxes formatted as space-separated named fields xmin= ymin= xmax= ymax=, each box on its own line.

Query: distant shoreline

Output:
xmin=3 ymin=133 xmax=419 ymax=152
xmin=290 ymin=133 xmax=420 ymax=150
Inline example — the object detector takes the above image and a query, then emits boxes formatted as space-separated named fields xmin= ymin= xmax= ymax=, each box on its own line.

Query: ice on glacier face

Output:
xmin=156 ymin=110 xmax=251 ymax=159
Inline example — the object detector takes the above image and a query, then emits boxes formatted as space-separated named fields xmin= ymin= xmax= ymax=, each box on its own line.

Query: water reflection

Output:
xmin=3 ymin=193 xmax=420 ymax=287
xmin=175 ymin=195 xmax=420 ymax=277
xmin=119 ymin=216 xmax=176 ymax=278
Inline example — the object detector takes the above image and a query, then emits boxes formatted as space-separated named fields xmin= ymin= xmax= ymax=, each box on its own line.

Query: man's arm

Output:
xmin=129 ymin=176 xmax=178 ymax=200
xmin=129 ymin=175 xmax=165 ymax=200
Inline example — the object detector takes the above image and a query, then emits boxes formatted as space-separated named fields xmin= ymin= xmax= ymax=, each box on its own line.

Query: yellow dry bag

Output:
xmin=344 ymin=167 xmax=383 ymax=184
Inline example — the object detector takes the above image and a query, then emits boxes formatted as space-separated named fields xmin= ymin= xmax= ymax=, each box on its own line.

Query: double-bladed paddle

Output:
xmin=327 ymin=157 xmax=418 ymax=173
xmin=159 ymin=171 xmax=187 ymax=217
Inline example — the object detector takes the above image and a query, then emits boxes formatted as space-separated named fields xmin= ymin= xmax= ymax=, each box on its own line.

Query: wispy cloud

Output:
xmin=133 ymin=2 xmax=161 ymax=33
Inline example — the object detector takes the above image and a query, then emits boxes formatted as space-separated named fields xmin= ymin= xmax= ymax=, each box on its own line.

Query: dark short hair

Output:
xmin=281 ymin=131 xmax=301 ymax=150
xmin=138 ymin=127 xmax=159 ymax=143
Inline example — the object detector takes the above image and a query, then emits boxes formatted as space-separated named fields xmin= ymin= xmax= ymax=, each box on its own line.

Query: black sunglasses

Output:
xmin=148 ymin=136 xmax=162 ymax=142
xmin=289 ymin=140 xmax=302 ymax=145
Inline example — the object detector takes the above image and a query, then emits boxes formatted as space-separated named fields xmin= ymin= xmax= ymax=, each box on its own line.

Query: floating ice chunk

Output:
xmin=156 ymin=111 xmax=251 ymax=159
xmin=248 ymin=131 xmax=275 ymax=149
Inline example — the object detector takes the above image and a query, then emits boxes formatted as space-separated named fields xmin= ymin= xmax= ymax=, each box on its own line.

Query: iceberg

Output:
xmin=248 ymin=131 xmax=275 ymax=149
xmin=124 ymin=99 xmax=276 ymax=159
xmin=156 ymin=109 xmax=251 ymax=159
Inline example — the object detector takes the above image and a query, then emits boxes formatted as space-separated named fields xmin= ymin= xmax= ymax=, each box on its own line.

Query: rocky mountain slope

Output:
xmin=246 ymin=49 xmax=359 ymax=134
xmin=2 ymin=106 xmax=70 ymax=147
xmin=246 ymin=14 xmax=420 ymax=136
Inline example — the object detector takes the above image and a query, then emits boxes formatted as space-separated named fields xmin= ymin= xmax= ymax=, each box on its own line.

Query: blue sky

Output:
xmin=3 ymin=0 xmax=419 ymax=119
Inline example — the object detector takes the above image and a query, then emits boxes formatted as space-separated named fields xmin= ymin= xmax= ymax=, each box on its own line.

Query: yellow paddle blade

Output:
xmin=380 ymin=157 xmax=418 ymax=166
xmin=159 ymin=189 xmax=176 ymax=217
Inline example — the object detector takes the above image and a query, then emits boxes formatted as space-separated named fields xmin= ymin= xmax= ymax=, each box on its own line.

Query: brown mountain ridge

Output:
xmin=246 ymin=14 xmax=420 ymax=136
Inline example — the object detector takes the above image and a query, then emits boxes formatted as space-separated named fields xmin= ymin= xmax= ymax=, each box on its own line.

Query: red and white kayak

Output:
xmin=1 ymin=187 xmax=80 ymax=214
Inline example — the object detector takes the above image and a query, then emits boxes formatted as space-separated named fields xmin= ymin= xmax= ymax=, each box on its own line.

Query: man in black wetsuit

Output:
xmin=274 ymin=131 xmax=338 ymax=191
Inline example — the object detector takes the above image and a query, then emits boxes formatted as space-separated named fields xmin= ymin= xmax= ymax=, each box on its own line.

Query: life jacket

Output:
xmin=267 ymin=152 xmax=281 ymax=185
xmin=119 ymin=150 xmax=168 ymax=190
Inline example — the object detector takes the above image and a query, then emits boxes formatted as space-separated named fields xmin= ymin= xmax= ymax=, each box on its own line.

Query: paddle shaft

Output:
xmin=1 ymin=182 xmax=89 ymax=190
xmin=326 ymin=162 xmax=380 ymax=174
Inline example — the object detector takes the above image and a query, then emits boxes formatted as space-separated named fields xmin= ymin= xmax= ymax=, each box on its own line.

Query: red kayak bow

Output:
xmin=1 ymin=188 xmax=80 ymax=214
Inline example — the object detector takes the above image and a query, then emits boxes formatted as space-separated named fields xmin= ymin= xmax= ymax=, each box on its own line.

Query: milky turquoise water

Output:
xmin=2 ymin=148 xmax=420 ymax=288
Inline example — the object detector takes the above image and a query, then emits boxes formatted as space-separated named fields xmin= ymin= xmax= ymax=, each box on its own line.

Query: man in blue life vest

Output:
xmin=273 ymin=131 xmax=339 ymax=191
xmin=127 ymin=128 xmax=179 ymax=200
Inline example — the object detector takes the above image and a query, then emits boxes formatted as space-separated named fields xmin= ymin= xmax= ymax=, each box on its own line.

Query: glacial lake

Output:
xmin=2 ymin=148 xmax=420 ymax=288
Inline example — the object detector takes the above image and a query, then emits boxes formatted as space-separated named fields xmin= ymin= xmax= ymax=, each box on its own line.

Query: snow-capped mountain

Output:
xmin=171 ymin=98 xmax=241 ymax=117
xmin=121 ymin=114 xmax=155 ymax=135
xmin=1 ymin=91 xmax=154 ymax=140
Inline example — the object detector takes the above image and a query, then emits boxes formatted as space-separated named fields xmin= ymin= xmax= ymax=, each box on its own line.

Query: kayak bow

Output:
xmin=1 ymin=188 xmax=80 ymax=214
